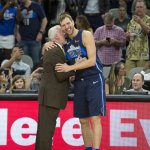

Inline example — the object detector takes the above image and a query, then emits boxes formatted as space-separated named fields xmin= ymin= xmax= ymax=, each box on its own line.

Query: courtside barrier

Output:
xmin=0 ymin=94 xmax=150 ymax=150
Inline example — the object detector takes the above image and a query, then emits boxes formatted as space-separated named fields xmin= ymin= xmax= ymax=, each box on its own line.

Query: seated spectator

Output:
xmin=11 ymin=75 xmax=26 ymax=90
xmin=1 ymin=45 xmax=31 ymax=77
xmin=10 ymin=75 xmax=37 ymax=93
xmin=0 ymin=68 xmax=10 ymax=93
xmin=126 ymin=73 xmax=150 ymax=94
xmin=30 ymin=67 xmax=43 ymax=91
xmin=105 ymin=61 xmax=131 ymax=94
xmin=75 ymin=15 xmax=93 ymax=34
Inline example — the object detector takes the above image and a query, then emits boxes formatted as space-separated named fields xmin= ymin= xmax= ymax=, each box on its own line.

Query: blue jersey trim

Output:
xmin=98 ymin=73 xmax=106 ymax=116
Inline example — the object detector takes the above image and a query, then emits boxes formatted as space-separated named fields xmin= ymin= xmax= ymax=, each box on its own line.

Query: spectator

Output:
xmin=30 ymin=67 xmax=43 ymax=91
xmin=65 ymin=0 xmax=78 ymax=20
xmin=11 ymin=75 xmax=26 ymax=90
xmin=65 ymin=0 xmax=110 ymax=31
xmin=114 ymin=6 xmax=131 ymax=60
xmin=110 ymin=0 xmax=133 ymax=17
xmin=83 ymin=0 xmax=110 ymax=31
xmin=0 ymin=0 xmax=18 ymax=64
xmin=109 ymin=0 xmax=128 ymax=20
xmin=16 ymin=0 xmax=47 ymax=69
xmin=126 ymin=73 xmax=150 ymax=94
xmin=0 ymin=68 xmax=10 ymax=93
xmin=42 ymin=0 xmax=65 ymax=31
xmin=65 ymin=0 xmax=84 ymax=20
xmin=125 ymin=0 xmax=150 ymax=75
xmin=105 ymin=61 xmax=131 ymax=94
xmin=114 ymin=6 xmax=131 ymax=32
xmin=132 ymin=0 xmax=150 ymax=15
xmin=126 ymin=0 xmax=133 ymax=18
xmin=49 ymin=0 xmax=65 ymax=27
xmin=1 ymin=45 xmax=31 ymax=77
xmin=75 ymin=15 xmax=93 ymax=34
xmin=94 ymin=12 xmax=126 ymax=66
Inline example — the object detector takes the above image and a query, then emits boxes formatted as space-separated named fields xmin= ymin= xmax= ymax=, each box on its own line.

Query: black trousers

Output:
xmin=35 ymin=104 xmax=60 ymax=150
xmin=0 ymin=49 xmax=11 ymax=65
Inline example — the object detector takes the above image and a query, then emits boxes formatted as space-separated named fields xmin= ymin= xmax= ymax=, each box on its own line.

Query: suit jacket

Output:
xmin=38 ymin=44 xmax=74 ymax=109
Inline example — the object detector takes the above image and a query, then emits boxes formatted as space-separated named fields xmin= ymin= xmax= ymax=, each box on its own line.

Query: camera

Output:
xmin=2 ymin=83 xmax=7 ymax=88
xmin=106 ymin=37 xmax=110 ymax=43
xmin=4 ymin=69 xmax=9 ymax=76
xmin=0 ymin=68 xmax=9 ymax=76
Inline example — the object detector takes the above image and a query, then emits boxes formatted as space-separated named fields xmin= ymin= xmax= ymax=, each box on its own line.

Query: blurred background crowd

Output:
xmin=0 ymin=0 xmax=150 ymax=95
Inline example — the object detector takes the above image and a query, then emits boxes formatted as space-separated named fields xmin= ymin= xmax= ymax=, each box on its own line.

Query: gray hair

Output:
xmin=48 ymin=25 xmax=61 ymax=41
xmin=103 ymin=12 xmax=114 ymax=23
xmin=133 ymin=73 xmax=144 ymax=82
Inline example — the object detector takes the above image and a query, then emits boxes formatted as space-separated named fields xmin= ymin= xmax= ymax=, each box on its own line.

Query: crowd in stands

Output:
xmin=0 ymin=0 xmax=150 ymax=95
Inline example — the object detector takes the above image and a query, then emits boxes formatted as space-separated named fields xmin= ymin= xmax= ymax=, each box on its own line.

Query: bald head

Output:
xmin=132 ymin=73 xmax=144 ymax=91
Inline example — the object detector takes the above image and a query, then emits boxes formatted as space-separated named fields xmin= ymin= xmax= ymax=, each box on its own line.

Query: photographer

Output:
xmin=94 ymin=12 xmax=126 ymax=66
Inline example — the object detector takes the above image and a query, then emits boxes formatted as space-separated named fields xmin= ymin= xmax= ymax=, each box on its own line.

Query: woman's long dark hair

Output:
xmin=108 ymin=62 xmax=125 ymax=94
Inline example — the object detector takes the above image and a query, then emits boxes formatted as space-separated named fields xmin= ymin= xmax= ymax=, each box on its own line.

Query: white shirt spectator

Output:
xmin=1 ymin=59 xmax=31 ymax=76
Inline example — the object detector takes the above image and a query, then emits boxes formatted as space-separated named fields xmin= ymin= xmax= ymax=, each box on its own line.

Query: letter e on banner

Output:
xmin=110 ymin=110 xmax=137 ymax=146
xmin=62 ymin=118 xmax=83 ymax=146
xmin=10 ymin=117 xmax=37 ymax=146
xmin=0 ymin=109 xmax=8 ymax=145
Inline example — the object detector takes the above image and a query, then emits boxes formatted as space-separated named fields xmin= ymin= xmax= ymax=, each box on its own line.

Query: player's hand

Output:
xmin=55 ymin=63 xmax=70 ymax=72
xmin=42 ymin=41 xmax=57 ymax=55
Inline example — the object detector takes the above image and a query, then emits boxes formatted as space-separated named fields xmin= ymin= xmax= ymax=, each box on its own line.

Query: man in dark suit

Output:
xmin=35 ymin=25 xmax=74 ymax=150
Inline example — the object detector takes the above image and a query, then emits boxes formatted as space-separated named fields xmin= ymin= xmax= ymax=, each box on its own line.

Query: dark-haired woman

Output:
xmin=75 ymin=15 xmax=93 ymax=34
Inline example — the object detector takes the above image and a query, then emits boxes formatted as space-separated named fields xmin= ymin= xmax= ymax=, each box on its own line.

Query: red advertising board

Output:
xmin=0 ymin=101 xmax=150 ymax=150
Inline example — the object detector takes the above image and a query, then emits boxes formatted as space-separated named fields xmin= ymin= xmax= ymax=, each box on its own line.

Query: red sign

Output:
xmin=0 ymin=101 xmax=150 ymax=150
